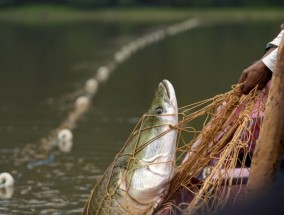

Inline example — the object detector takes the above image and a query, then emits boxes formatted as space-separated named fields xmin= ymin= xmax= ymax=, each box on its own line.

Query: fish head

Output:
xmin=147 ymin=79 xmax=178 ymax=120
xmin=123 ymin=80 xmax=178 ymax=207
xmin=140 ymin=79 xmax=178 ymax=166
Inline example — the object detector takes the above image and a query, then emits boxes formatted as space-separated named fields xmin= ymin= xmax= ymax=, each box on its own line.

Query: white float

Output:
xmin=85 ymin=79 xmax=98 ymax=95
xmin=96 ymin=66 xmax=110 ymax=82
xmin=0 ymin=172 xmax=14 ymax=188
xmin=57 ymin=129 xmax=73 ymax=153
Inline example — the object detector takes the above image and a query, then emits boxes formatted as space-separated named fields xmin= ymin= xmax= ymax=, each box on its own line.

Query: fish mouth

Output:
xmin=160 ymin=79 xmax=174 ymax=101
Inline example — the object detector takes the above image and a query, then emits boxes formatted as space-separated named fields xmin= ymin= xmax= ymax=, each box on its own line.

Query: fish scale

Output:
xmin=82 ymin=80 xmax=178 ymax=215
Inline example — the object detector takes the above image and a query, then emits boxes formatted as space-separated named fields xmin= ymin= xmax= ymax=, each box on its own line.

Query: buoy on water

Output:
xmin=85 ymin=79 xmax=98 ymax=95
xmin=75 ymin=96 xmax=90 ymax=112
xmin=0 ymin=172 xmax=14 ymax=199
xmin=96 ymin=66 xmax=109 ymax=82
xmin=57 ymin=129 xmax=73 ymax=153
xmin=0 ymin=172 xmax=14 ymax=188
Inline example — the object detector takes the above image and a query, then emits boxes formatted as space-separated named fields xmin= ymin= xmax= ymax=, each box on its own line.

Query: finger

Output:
xmin=241 ymin=72 xmax=254 ymax=94
xmin=242 ymin=83 xmax=253 ymax=95
xmin=242 ymin=71 xmax=261 ymax=94
xmin=281 ymin=23 xmax=284 ymax=30
xmin=238 ymin=72 xmax=247 ymax=84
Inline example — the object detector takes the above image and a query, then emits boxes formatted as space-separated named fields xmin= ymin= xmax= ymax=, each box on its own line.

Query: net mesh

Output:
xmin=156 ymin=84 xmax=267 ymax=215
xmin=83 ymin=84 xmax=268 ymax=215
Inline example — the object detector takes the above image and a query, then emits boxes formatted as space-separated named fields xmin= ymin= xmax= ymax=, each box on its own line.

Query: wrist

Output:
xmin=264 ymin=43 xmax=277 ymax=54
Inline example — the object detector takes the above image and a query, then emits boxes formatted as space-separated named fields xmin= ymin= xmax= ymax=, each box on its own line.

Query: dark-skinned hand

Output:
xmin=238 ymin=23 xmax=284 ymax=95
xmin=238 ymin=47 xmax=276 ymax=95
xmin=238 ymin=60 xmax=272 ymax=95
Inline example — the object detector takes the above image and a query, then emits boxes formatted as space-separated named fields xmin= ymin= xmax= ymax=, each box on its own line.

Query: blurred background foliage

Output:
xmin=0 ymin=0 xmax=283 ymax=8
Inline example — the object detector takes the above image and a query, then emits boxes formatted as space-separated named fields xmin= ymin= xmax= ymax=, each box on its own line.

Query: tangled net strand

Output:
xmin=156 ymin=84 xmax=266 ymax=215
xmin=84 ymin=84 xmax=267 ymax=215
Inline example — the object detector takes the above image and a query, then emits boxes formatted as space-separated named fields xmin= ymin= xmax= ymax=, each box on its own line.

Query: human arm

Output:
xmin=239 ymin=25 xmax=284 ymax=95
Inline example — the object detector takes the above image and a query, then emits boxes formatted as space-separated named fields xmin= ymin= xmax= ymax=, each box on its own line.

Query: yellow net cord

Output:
xmin=156 ymin=84 xmax=267 ymax=214
xmin=84 ymin=83 xmax=268 ymax=215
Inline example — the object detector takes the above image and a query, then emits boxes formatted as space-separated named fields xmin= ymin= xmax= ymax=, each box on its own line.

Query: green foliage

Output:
xmin=0 ymin=0 xmax=282 ymax=8
xmin=0 ymin=0 xmax=16 ymax=7
xmin=61 ymin=0 xmax=118 ymax=7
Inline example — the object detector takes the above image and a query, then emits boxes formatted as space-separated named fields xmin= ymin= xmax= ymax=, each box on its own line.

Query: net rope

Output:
xmin=156 ymin=84 xmax=266 ymax=215
xmin=84 ymin=84 xmax=267 ymax=215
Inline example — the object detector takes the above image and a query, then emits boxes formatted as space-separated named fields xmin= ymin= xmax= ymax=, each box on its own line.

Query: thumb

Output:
xmin=242 ymin=82 xmax=253 ymax=95
xmin=238 ymin=72 xmax=248 ymax=84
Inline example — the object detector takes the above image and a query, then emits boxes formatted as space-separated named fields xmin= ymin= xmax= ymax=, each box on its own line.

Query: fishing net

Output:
xmin=83 ymin=83 xmax=269 ymax=215
xmin=155 ymin=83 xmax=268 ymax=215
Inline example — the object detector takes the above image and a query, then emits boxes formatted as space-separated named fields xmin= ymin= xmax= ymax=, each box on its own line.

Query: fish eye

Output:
xmin=155 ymin=107 xmax=163 ymax=114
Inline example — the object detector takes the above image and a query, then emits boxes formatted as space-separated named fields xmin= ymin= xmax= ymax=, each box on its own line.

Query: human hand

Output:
xmin=238 ymin=46 xmax=276 ymax=95
xmin=238 ymin=60 xmax=272 ymax=95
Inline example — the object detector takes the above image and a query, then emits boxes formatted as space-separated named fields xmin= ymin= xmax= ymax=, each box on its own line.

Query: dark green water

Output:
xmin=0 ymin=19 xmax=281 ymax=214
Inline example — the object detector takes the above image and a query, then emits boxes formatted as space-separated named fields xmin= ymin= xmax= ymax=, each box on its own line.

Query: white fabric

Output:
xmin=262 ymin=30 xmax=284 ymax=72
xmin=262 ymin=48 xmax=278 ymax=72
xmin=270 ymin=30 xmax=284 ymax=46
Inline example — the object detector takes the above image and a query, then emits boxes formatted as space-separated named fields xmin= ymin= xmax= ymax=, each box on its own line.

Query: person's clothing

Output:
xmin=262 ymin=30 xmax=284 ymax=72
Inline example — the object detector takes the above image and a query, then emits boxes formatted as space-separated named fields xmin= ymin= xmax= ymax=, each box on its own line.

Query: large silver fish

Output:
xmin=82 ymin=80 xmax=178 ymax=215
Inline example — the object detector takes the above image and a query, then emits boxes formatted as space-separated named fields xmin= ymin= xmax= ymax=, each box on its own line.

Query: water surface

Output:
xmin=0 ymin=20 xmax=281 ymax=214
